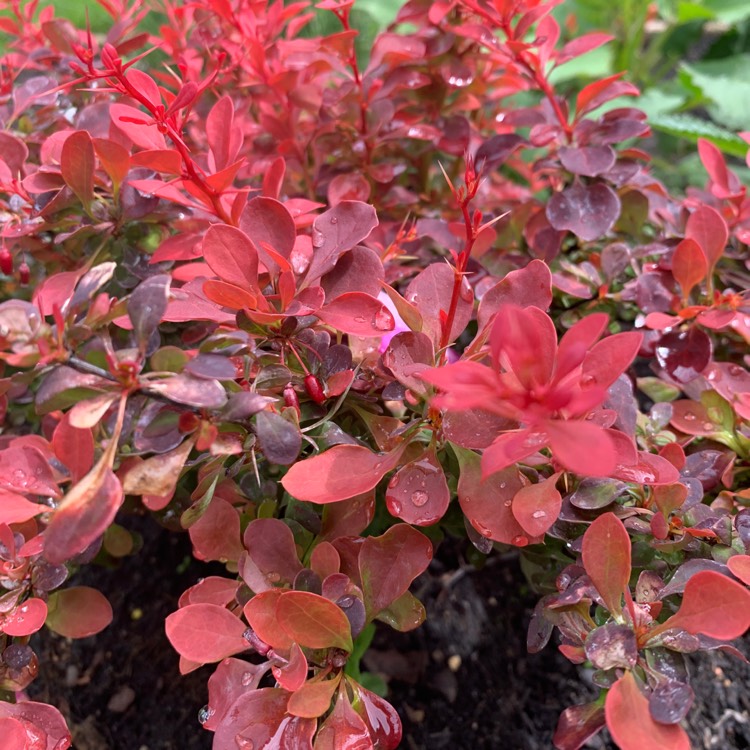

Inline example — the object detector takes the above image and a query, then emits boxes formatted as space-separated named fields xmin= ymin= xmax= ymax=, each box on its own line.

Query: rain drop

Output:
xmin=198 ymin=705 xmax=214 ymax=725
xmin=531 ymin=510 xmax=546 ymax=519
xmin=312 ymin=229 xmax=325 ymax=248
xmin=729 ymin=365 xmax=744 ymax=377
xmin=581 ymin=374 xmax=596 ymax=387
xmin=372 ymin=308 xmax=393 ymax=331
xmin=266 ymin=572 xmax=281 ymax=583
xmin=702 ymin=422 xmax=714 ymax=431
xmin=499 ymin=482 xmax=507 ymax=489
xmin=411 ymin=490 xmax=428 ymax=507
xmin=512 ymin=535 xmax=529 ymax=547
xmin=241 ymin=671 xmax=255 ymax=687
xmin=330 ymin=217 xmax=338 ymax=225
xmin=389 ymin=500 xmax=403 ymax=515
xmin=504 ymin=500 xmax=512 ymax=507
xmin=235 ymin=735 xmax=255 ymax=750
xmin=388 ymin=474 xmax=400 ymax=489
xmin=683 ymin=412 xmax=696 ymax=421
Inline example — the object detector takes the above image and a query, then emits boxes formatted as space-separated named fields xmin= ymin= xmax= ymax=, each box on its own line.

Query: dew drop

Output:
xmin=499 ymin=482 xmax=507 ymax=489
xmin=458 ymin=279 xmax=473 ymax=303
xmin=411 ymin=490 xmax=428 ymax=507
xmin=581 ymin=374 xmax=596 ymax=387
xmin=198 ymin=705 xmax=213 ymax=725
xmin=388 ymin=474 xmax=399 ymax=489
xmin=531 ymin=510 xmax=546 ymax=519
xmin=729 ymin=365 xmax=745 ymax=377
xmin=683 ymin=412 xmax=696 ymax=422
xmin=235 ymin=735 xmax=255 ymax=750
xmin=504 ymin=500 xmax=512 ymax=507
xmin=372 ymin=308 xmax=394 ymax=331
xmin=512 ymin=535 xmax=529 ymax=547
xmin=312 ymin=228 xmax=325 ymax=248
xmin=353 ymin=315 xmax=366 ymax=324
xmin=702 ymin=422 xmax=714 ymax=431
xmin=266 ymin=572 xmax=281 ymax=583
xmin=389 ymin=500 xmax=403 ymax=516
xmin=241 ymin=671 xmax=255 ymax=687
xmin=330 ymin=216 xmax=338 ymax=225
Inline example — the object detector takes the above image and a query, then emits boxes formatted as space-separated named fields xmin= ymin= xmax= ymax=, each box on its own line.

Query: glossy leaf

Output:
xmin=128 ymin=274 xmax=170 ymax=349
xmin=45 ymin=586 xmax=112 ymax=638
xmin=212 ymin=689 xmax=315 ymax=750
xmin=52 ymin=413 xmax=94 ymax=484
xmin=671 ymin=238 xmax=707 ymax=300
xmin=287 ymin=675 xmax=341 ymax=718
xmin=581 ymin=513 xmax=631 ymax=616
xmin=546 ymin=182 xmax=621 ymax=242
xmin=2 ymin=597 xmax=47 ymax=636
xmin=317 ymin=292 xmax=394 ymax=337
xmin=685 ymin=204 xmax=728 ymax=271
xmin=165 ymin=603 xmax=248 ymax=663
xmin=203 ymin=223 xmax=260 ymax=293
xmin=659 ymin=571 xmax=750 ymax=640
xmin=605 ymin=672 xmax=690 ymax=750
xmin=552 ymin=702 xmax=605 ymax=750
xmin=60 ymin=130 xmax=95 ymax=207
xmin=276 ymin=591 xmax=353 ymax=651
xmin=282 ymin=444 xmax=405 ymax=504
xmin=313 ymin=688 xmax=373 ymax=750
xmin=241 ymin=518 xmax=304 ymax=592
xmin=512 ymin=472 xmax=562 ymax=537
xmin=384 ymin=448 xmax=450 ymax=526
xmin=359 ymin=524 xmax=432 ymax=618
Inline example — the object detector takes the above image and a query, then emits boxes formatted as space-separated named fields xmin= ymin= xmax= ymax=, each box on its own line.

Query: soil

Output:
xmin=27 ymin=517 xmax=750 ymax=750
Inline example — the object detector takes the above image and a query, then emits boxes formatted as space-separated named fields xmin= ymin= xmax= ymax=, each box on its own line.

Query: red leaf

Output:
xmin=110 ymin=103 xmax=166 ymax=150
xmin=552 ymin=701 xmax=606 ymax=750
xmin=0 ymin=717 xmax=26 ymax=750
xmin=476 ymin=259 xmax=552 ymax=332
xmin=206 ymin=96 xmax=242 ymax=171
xmin=45 ymin=586 xmax=112 ymax=638
xmin=288 ymin=675 xmax=341 ymax=719
xmin=350 ymin=681 xmax=402 ymax=749
xmin=385 ymin=448 xmax=450 ymax=526
xmin=131 ymin=149 xmax=183 ymax=173
xmin=545 ymin=420 xmax=618 ymax=477
xmin=728 ymin=555 xmax=750 ymax=586
xmin=93 ymin=138 xmax=130 ymax=188
xmin=44 ymin=468 xmax=124 ymax=564
xmin=317 ymin=292 xmax=394 ymax=336
xmin=557 ymin=32 xmax=613 ymax=65
xmin=243 ymin=589 xmax=294 ymax=650
xmin=404 ymin=262 xmax=473 ymax=346
xmin=306 ymin=201 xmax=378 ymax=283
xmin=202 ymin=223 xmax=260 ymax=293
xmin=605 ymin=672 xmax=689 ymax=750
xmin=455 ymin=444 xmax=533 ymax=545
xmin=60 ymin=131 xmax=95 ymax=207
xmin=512 ymin=472 xmax=562 ymax=537
xmin=2 ymin=597 xmax=47 ymax=636
xmin=359 ymin=524 xmax=432 ymax=618
xmin=282 ymin=444 xmax=405 ymax=504
xmin=582 ymin=512 xmax=631 ymax=616
xmin=202 ymin=279 xmax=257 ymax=310
xmin=240 ymin=196 xmax=297 ymax=274
xmin=685 ymin=205 xmax=728 ymax=272
xmin=313 ymin=687 xmax=374 ymax=750
xmin=660 ymin=571 xmax=750 ymax=640
xmin=189 ymin=497 xmax=243 ymax=563
xmin=576 ymin=73 xmax=639 ymax=118
xmin=212 ymin=689 xmax=315 ymax=750
xmin=241 ymin=518 xmax=303 ymax=592
xmin=0 ymin=490 xmax=43 ymax=525
xmin=671 ymin=238 xmax=707 ymax=301
xmin=204 ymin=657 xmax=271 ymax=731
xmin=276 ymin=590 xmax=353 ymax=651
xmin=697 ymin=138 xmax=739 ymax=199
xmin=272 ymin=642 xmax=308 ymax=692
xmin=165 ymin=603 xmax=248 ymax=663
xmin=0 ymin=702 xmax=71 ymax=750
xmin=52 ymin=412 xmax=94 ymax=483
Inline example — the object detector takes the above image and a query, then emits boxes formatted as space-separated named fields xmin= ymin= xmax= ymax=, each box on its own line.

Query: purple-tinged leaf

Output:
xmin=546 ymin=182 xmax=620 ymax=242
xmin=552 ymin=701 xmax=605 ymax=750
xmin=655 ymin=328 xmax=712 ymax=384
xmin=127 ymin=275 xmax=170 ymax=349
xmin=558 ymin=145 xmax=616 ymax=177
xmin=255 ymin=411 xmax=301 ymax=466
xmin=385 ymin=448 xmax=450 ymax=526
xmin=649 ymin=681 xmax=694 ymax=725
xmin=584 ymin=623 xmax=637 ymax=670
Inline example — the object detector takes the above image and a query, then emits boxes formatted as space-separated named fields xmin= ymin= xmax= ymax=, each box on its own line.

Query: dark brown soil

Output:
xmin=27 ymin=518 xmax=750 ymax=750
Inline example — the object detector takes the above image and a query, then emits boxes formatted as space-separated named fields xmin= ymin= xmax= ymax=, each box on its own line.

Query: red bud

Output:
xmin=0 ymin=247 xmax=12 ymax=276
xmin=304 ymin=374 xmax=326 ymax=404
xmin=18 ymin=261 xmax=30 ymax=285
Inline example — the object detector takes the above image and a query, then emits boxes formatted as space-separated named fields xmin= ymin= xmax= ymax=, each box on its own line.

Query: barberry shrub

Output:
xmin=1 ymin=0 xmax=750 ymax=747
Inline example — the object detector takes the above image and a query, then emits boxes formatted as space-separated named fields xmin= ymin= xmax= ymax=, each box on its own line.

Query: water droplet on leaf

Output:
xmin=411 ymin=490 xmax=428 ymax=506
xmin=512 ymin=535 xmax=529 ymax=547
xmin=531 ymin=510 xmax=546 ymax=519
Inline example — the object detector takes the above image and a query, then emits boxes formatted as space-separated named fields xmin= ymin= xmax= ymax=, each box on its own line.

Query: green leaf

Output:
xmin=649 ymin=113 xmax=750 ymax=159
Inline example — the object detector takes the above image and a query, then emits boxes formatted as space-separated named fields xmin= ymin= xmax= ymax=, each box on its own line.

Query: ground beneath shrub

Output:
xmin=28 ymin=518 xmax=750 ymax=750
